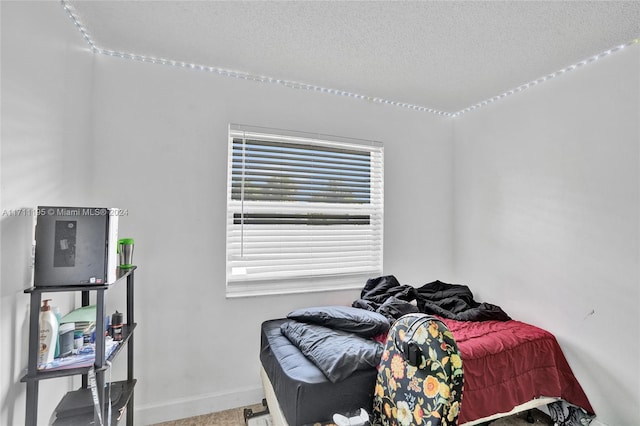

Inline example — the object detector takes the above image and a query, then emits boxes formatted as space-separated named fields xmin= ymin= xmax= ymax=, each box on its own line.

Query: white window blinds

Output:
xmin=226 ymin=124 xmax=383 ymax=297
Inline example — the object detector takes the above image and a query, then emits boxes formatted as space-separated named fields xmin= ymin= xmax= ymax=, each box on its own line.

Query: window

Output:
xmin=226 ymin=124 xmax=383 ymax=297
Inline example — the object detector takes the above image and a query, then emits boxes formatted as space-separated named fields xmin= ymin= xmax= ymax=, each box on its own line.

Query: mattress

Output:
xmin=259 ymin=319 xmax=377 ymax=426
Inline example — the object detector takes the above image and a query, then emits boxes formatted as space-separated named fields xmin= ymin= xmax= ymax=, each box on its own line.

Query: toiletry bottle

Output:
xmin=111 ymin=311 xmax=123 ymax=341
xmin=53 ymin=306 xmax=61 ymax=358
xmin=38 ymin=299 xmax=59 ymax=367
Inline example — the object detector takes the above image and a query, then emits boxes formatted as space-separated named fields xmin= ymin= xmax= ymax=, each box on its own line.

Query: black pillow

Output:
xmin=281 ymin=321 xmax=383 ymax=383
xmin=287 ymin=305 xmax=390 ymax=337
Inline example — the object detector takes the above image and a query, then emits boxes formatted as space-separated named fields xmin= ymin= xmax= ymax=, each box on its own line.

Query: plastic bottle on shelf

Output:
xmin=53 ymin=306 xmax=61 ymax=358
xmin=38 ymin=299 xmax=59 ymax=367
xmin=111 ymin=311 xmax=123 ymax=341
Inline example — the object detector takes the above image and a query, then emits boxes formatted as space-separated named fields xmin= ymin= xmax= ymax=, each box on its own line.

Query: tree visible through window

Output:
xmin=226 ymin=125 xmax=383 ymax=297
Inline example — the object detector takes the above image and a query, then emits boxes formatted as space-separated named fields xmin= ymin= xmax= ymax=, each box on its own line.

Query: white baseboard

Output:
xmin=135 ymin=385 xmax=265 ymax=425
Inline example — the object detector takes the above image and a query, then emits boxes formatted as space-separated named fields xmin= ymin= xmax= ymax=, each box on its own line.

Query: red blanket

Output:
xmin=440 ymin=318 xmax=594 ymax=423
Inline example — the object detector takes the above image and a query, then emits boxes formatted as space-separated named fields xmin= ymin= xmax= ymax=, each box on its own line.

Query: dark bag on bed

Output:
xmin=372 ymin=313 xmax=464 ymax=426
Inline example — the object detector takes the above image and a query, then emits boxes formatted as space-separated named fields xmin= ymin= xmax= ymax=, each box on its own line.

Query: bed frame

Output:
xmin=260 ymin=365 xmax=290 ymax=426
xmin=260 ymin=365 xmax=559 ymax=426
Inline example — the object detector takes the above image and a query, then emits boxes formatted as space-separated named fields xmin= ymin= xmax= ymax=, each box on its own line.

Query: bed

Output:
xmin=259 ymin=276 xmax=595 ymax=425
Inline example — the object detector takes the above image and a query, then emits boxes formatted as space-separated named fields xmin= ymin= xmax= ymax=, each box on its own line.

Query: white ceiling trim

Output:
xmin=60 ymin=0 xmax=639 ymax=119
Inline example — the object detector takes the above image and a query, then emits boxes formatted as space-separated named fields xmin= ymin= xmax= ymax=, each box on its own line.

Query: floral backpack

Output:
xmin=372 ymin=313 xmax=464 ymax=426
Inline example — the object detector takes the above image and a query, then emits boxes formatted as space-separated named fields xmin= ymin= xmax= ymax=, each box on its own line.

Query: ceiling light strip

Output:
xmin=453 ymin=37 xmax=640 ymax=117
xmin=61 ymin=0 xmax=99 ymax=53
xmin=59 ymin=1 xmax=451 ymax=117
xmin=61 ymin=1 xmax=638 ymax=118
xmin=97 ymin=49 xmax=453 ymax=116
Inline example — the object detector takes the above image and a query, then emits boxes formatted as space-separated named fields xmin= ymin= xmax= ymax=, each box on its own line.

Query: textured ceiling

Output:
xmin=66 ymin=1 xmax=640 ymax=114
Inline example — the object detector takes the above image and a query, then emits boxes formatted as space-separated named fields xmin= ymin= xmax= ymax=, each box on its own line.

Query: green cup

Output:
xmin=117 ymin=238 xmax=135 ymax=269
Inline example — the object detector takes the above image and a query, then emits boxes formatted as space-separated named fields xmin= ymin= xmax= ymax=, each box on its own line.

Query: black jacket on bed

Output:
xmin=352 ymin=275 xmax=511 ymax=322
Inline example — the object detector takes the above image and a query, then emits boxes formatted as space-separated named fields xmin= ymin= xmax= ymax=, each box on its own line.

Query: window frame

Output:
xmin=225 ymin=124 xmax=384 ymax=297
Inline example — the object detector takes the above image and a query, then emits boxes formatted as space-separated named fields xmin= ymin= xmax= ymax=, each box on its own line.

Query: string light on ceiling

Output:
xmin=60 ymin=0 xmax=638 ymax=118
xmin=453 ymin=38 xmax=640 ymax=117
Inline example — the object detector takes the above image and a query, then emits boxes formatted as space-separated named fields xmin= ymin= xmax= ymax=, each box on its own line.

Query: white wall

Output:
xmin=1 ymin=1 xmax=96 ymax=425
xmin=452 ymin=45 xmax=640 ymax=425
xmin=87 ymin=55 xmax=453 ymax=424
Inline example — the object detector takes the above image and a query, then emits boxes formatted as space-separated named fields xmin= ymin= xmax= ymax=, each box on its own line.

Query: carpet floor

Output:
xmin=151 ymin=403 xmax=266 ymax=426
xmin=153 ymin=404 xmax=554 ymax=426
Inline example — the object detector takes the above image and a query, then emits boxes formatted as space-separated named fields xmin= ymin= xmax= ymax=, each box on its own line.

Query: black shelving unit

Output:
xmin=21 ymin=266 xmax=137 ymax=426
